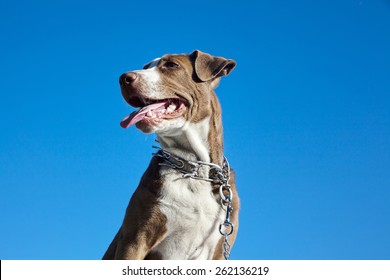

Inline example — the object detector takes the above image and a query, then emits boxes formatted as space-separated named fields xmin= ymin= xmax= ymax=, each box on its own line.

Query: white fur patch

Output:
xmin=158 ymin=118 xmax=211 ymax=162
xmin=152 ymin=171 xmax=224 ymax=259
xmin=182 ymin=118 xmax=211 ymax=162
xmin=134 ymin=58 xmax=161 ymax=99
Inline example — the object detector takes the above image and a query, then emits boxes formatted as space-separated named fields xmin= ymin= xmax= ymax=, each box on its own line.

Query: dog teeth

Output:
xmin=167 ymin=104 xmax=176 ymax=113
xmin=145 ymin=104 xmax=176 ymax=119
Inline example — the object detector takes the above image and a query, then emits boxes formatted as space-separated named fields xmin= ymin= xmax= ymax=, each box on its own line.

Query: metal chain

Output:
xmin=216 ymin=157 xmax=234 ymax=260
xmin=153 ymin=146 xmax=234 ymax=260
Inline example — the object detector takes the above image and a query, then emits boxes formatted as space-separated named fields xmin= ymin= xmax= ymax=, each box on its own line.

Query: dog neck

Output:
xmin=157 ymin=93 xmax=224 ymax=166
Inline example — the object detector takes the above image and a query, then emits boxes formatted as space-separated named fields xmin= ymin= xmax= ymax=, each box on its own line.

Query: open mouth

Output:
xmin=120 ymin=96 xmax=186 ymax=128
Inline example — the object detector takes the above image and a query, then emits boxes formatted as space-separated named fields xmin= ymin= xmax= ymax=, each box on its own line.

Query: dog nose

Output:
xmin=119 ymin=72 xmax=138 ymax=86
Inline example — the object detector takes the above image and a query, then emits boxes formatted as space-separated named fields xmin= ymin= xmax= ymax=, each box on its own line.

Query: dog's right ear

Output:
xmin=143 ymin=58 xmax=161 ymax=70
xmin=143 ymin=62 xmax=153 ymax=69
xmin=192 ymin=50 xmax=236 ymax=82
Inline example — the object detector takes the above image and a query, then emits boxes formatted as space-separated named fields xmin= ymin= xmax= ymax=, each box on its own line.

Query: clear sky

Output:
xmin=1 ymin=0 xmax=389 ymax=260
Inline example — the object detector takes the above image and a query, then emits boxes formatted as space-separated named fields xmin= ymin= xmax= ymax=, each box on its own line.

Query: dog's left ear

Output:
xmin=192 ymin=50 xmax=236 ymax=83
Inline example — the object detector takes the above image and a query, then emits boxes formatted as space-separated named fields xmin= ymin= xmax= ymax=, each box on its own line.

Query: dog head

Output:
xmin=119 ymin=50 xmax=236 ymax=134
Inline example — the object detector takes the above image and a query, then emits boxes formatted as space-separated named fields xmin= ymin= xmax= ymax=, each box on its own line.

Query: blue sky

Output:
xmin=1 ymin=0 xmax=389 ymax=260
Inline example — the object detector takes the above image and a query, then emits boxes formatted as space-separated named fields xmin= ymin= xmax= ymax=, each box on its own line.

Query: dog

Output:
xmin=103 ymin=50 xmax=240 ymax=260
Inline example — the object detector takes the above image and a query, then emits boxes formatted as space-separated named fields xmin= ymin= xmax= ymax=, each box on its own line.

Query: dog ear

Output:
xmin=143 ymin=62 xmax=153 ymax=69
xmin=143 ymin=58 xmax=161 ymax=69
xmin=192 ymin=50 xmax=236 ymax=82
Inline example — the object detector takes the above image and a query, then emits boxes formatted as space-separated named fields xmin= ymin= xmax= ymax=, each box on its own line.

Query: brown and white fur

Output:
xmin=103 ymin=50 xmax=239 ymax=260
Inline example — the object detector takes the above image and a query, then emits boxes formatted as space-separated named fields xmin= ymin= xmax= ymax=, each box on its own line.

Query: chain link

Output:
xmin=153 ymin=146 xmax=234 ymax=260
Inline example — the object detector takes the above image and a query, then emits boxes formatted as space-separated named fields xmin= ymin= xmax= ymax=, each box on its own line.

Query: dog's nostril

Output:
xmin=121 ymin=72 xmax=138 ymax=86
xmin=125 ymin=77 xmax=132 ymax=84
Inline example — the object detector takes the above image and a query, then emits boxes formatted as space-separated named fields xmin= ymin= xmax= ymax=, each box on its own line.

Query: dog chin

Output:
xmin=135 ymin=117 xmax=186 ymax=134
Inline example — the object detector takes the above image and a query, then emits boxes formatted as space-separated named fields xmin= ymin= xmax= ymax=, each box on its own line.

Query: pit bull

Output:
xmin=103 ymin=50 xmax=240 ymax=260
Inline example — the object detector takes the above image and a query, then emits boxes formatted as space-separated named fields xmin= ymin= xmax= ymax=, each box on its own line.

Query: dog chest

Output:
xmin=153 ymin=171 xmax=224 ymax=259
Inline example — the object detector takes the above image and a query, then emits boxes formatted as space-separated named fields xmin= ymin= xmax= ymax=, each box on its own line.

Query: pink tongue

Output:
xmin=120 ymin=101 xmax=168 ymax=128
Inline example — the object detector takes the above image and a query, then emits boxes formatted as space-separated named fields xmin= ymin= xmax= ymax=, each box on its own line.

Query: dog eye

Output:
xmin=164 ymin=61 xmax=179 ymax=69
